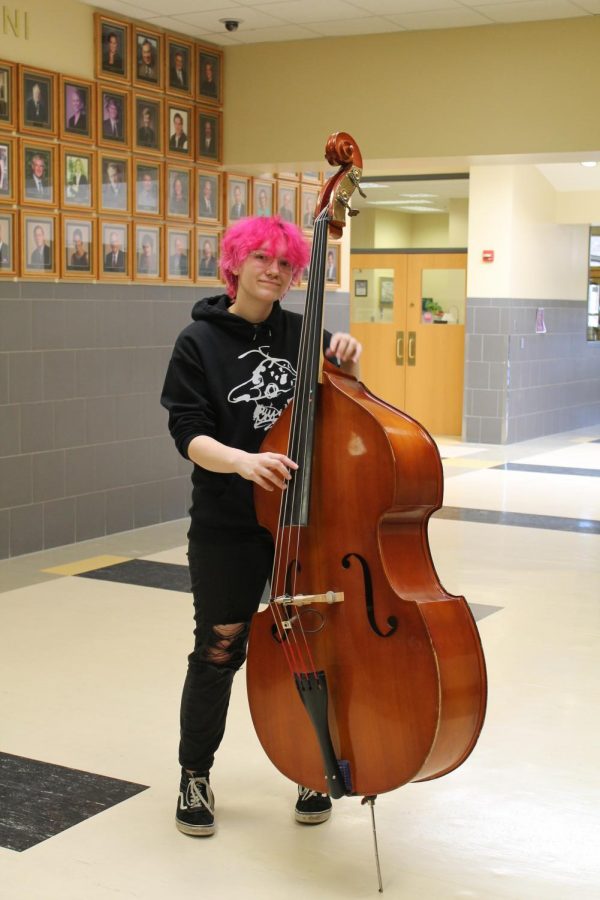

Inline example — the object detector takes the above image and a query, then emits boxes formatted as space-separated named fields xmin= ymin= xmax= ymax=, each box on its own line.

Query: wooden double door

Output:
xmin=350 ymin=251 xmax=467 ymax=436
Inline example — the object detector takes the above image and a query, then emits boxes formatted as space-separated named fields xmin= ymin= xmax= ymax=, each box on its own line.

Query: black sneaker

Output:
xmin=294 ymin=785 xmax=332 ymax=825
xmin=176 ymin=770 xmax=215 ymax=836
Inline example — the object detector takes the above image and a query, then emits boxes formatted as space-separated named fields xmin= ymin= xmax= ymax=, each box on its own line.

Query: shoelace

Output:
xmin=298 ymin=786 xmax=326 ymax=801
xmin=186 ymin=776 xmax=214 ymax=812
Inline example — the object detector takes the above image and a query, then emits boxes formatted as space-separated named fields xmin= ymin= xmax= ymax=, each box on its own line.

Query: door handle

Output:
xmin=395 ymin=331 xmax=404 ymax=366
xmin=408 ymin=331 xmax=416 ymax=366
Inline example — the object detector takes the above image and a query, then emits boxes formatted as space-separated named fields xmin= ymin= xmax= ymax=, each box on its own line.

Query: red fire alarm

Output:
xmin=482 ymin=249 xmax=494 ymax=263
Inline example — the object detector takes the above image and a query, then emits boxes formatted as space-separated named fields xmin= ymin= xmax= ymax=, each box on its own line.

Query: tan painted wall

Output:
xmin=468 ymin=165 xmax=588 ymax=301
xmin=223 ymin=18 xmax=600 ymax=169
xmin=1 ymin=0 xmax=93 ymax=78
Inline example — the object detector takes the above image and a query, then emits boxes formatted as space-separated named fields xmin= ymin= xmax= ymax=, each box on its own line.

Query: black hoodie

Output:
xmin=161 ymin=294 xmax=332 ymax=538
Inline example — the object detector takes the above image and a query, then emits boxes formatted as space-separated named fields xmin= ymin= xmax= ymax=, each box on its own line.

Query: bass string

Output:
xmin=268 ymin=209 xmax=330 ymax=675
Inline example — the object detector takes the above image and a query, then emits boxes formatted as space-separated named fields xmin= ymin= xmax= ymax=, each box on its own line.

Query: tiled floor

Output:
xmin=1 ymin=426 xmax=599 ymax=899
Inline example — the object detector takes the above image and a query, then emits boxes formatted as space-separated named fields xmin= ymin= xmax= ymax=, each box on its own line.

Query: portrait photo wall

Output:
xmin=0 ymin=16 xmax=341 ymax=288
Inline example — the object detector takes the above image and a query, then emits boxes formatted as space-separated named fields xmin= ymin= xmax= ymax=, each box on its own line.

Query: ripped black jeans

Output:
xmin=179 ymin=531 xmax=274 ymax=774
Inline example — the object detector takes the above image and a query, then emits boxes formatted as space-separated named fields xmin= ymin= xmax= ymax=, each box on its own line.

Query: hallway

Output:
xmin=1 ymin=426 xmax=599 ymax=899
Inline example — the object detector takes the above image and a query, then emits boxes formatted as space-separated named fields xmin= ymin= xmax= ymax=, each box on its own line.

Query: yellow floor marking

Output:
xmin=442 ymin=458 xmax=501 ymax=469
xmin=42 ymin=555 xmax=130 ymax=576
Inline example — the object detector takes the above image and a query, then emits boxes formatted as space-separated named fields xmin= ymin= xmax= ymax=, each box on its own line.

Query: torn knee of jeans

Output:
xmin=202 ymin=622 xmax=249 ymax=667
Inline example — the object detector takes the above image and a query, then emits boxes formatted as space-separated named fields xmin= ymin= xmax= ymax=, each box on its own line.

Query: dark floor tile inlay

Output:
xmin=74 ymin=557 xmax=501 ymax=621
xmin=78 ymin=558 xmax=191 ymax=592
xmin=0 ymin=752 xmax=148 ymax=852
xmin=435 ymin=506 xmax=600 ymax=534
xmin=492 ymin=462 xmax=600 ymax=478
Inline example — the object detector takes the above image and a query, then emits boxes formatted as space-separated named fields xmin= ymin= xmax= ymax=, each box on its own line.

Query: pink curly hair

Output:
xmin=220 ymin=216 xmax=311 ymax=299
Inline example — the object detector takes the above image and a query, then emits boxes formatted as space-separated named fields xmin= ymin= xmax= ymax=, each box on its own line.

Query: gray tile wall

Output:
xmin=0 ymin=282 xmax=349 ymax=559
xmin=463 ymin=297 xmax=600 ymax=443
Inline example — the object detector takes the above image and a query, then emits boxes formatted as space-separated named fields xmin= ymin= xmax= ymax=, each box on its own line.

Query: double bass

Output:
xmin=246 ymin=133 xmax=487 ymax=887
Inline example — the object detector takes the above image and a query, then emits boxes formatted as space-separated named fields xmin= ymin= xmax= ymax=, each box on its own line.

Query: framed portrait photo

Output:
xmin=197 ymin=108 xmax=221 ymax=165
xmin=302 ymin=171 xmax=322 ymax=184
xmin=197 ymin=46 xmax=222 ymax=106
xmin=166 ymin=102 xmax=192 ymax=159
xmin=98 ymin=85 xmax=130 ymax=149
xmin=166 ymin=164 xmax=192 ymax=221
xmin=165 ymin=35 xmax=193 ymax=98
xmin=0 ymin=136 xmax=17 ymax=204
xmin=226 ymin=174 xmax=250 ymax=226
xmin=197 ymin=170 xmax=221 ymax=224
xmin=134 ymin=221 xmax=162 ymax=281
xmin=21 ymin=142 xmax=57 ymax=208
xmin=133 ymin=26 xmax=163 ymax=92
xmin=277 ymin=181 xmax=298 ymax=226
xmin=0 ymin=61 xmax=17 ymax=130
xmin=0 ymin=210 xmax=17 ymax=277
xmin=166 ymin=225 xmax=192 ymax=283
xmin=134 ymin=159 xmax=162 ymax=218
xmin=21 ymin=212 xmax=58 ymax=278
xmin=61 ymin=147 xmax=94 ymax=211
xmin=196 ymin=229 xmax=220 ymax=283
xmin=98 ymin=153 xmax=130 ymax=216
xmin=133 ymin=94 xmax=163 ymax=155
xmin=100 ymin=219 xmax=130 ymax=279
xmin=301 ymin=186 xmax=319 ymax=232
xmin=326 ymin=243 xmax=341 ymax=287
xmin=19 ymin=66 xmax=57 ymax=136
xmin=62 ymin=215 xmax=95 ymax=280
xmin=252 ymin=178 xmax=275 ymax=218
xmin=96 ymin=14 xmax=130 ymax=83
xmin=60 ymin=77 xmax=94 ymax=144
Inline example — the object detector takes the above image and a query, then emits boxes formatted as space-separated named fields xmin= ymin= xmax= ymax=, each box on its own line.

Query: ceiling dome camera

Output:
xmin=220 ymin=19 xmax=240 ymax=32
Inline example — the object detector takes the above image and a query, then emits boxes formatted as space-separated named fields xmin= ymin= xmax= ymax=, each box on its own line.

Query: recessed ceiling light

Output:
xmin=581 ymin=161 xmax=597 ymax=167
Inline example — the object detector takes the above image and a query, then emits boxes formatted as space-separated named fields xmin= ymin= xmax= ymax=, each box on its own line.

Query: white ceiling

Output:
xmin=78 ymin=0 xmax=600 ymax=46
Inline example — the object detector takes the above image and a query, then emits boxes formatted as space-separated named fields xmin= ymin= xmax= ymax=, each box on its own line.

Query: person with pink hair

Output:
xmin=161 ymin=215 xmax=361 ymax=837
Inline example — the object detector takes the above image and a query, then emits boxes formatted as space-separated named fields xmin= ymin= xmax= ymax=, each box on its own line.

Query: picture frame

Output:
xmin=21 ymin=141 xmax=57 ymax=208
xmin=325 ymin=243 xmax=340 ymax=287
xmin=197 ymin=108 xmax=221 ymax=165
xmin=133 ymin=93 xmax=163 ymax=155
xmin=166 ymin=224 xmax=192 ymax=283
xmin=0 ymin=61 xmax=17 ymax=130
xmin=61 ymin=146 xmax=94 ymax=211
xmin=21 ymin=211 xmax=58 ymax=278
xmin=379 ymin=276 xmax=394 ymax=306
xmin=100 ymin=219 xmax=130 ymax=279
xmin=197 ymin=169 xmax=220 ymax=224
xmin=98 ymin=84 xmax=130 ymax=149
xmin=302 ymin=171 xmax=321 ymax=184
xmin=96 ymin=14 xmax=130 ymax=83
xmin=60 ymin=76 xmax=95 ymax=144
xmin=19 ymin=66 xmax=57 ymax=136
xmin=133 ymin=25 xmax=163 ymax=92
xmin=134 ymin=221 xmax=162 ymax=280
xmin=61 ymin=214 xmax=95 ymax=280
xmin=277 ymin=181 xmax=298 ymax=225
xmin=300 ymin=186 xmax=319 ymax=232
xmin=196 ymin=229 xmax=220 ymax=283
xmin=98 ymin=152 xmax=130 ymax=216
xmin=166 ymin=164 xmax=192 ymax=221
xmin=225 ymin=174 xmax=250 ymax=226
xmin=252 ymin=178 xmax=274 ymax=218
xmin=354 ymin=278 xmax=368 ymax=298
xmin=134 ymin=159 xmax=162 ymax=218
xmin=0 ymin=210 xmax=17 ymax=277
xmin=165 ymin=34 xmax=194 ymax=98
xmin=165 ymin=101 xmax=193 ymax=159
xmin=0 ymin=135 xmax=17 ymax=204
xmin=197 ymin=46 xmax=222 ymax=106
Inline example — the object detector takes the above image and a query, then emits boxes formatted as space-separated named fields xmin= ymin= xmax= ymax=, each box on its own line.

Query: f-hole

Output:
xmin=342 ymin=552 xmax=398 ymax=638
